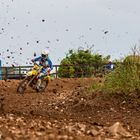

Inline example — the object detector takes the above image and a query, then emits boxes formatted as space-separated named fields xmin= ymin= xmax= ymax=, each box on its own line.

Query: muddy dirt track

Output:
xmin=0 ymin=78 xmax=140 ymax=140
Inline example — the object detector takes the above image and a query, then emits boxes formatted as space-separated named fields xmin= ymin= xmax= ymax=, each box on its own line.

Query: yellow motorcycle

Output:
xmin=17 ymin=63 xmax=50 ymax=94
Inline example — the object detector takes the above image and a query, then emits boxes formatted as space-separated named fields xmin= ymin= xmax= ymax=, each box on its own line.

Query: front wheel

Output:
xmin=17 ymin=77 xmax=30 ymax=94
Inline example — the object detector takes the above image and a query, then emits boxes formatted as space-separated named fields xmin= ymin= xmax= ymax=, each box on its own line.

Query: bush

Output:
xmin=58 ymin=49 xmax=110 ymax=78
xmin=124 ymin=55 xmax=140 ymax=65
xmin=103 ymin=55 xmax=140 ymax=96
xmin=58 ymin=59 xmax=75 ymax=78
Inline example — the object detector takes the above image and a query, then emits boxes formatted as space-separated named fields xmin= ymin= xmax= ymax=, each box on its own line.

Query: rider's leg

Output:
xmin=36 ymin=73 xmax=44 ymax=89
xmin=36 ymin=68 xmax=48 ymax=89
xmin=36 ymin=78 xmax=42 ymax=88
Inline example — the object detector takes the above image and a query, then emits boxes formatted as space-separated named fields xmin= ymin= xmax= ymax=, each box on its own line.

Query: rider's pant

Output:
xmin=37 ymin=71 xmax=46 ymax=88
xmin=38 ymin=69 xmax=47 ymax=80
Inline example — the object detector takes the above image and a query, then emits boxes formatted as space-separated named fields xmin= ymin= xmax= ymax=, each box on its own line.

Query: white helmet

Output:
xmin=41 ymin=50 xmax=49 ymax=58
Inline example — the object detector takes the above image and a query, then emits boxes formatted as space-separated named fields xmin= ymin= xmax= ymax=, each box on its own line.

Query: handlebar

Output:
xmin=33 ymin=62 xmax=39 ymax=67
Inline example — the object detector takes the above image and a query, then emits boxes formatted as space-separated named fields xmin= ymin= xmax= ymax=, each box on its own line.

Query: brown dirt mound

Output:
xmin=0 ymin=78 xmax=140 ymax=140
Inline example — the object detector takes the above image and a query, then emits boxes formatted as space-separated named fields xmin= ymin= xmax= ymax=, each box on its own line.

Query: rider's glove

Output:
xmin=31 ymin=59 xmax=35 ymax=62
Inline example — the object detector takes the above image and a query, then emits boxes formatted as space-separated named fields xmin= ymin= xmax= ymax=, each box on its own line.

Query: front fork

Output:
xmin=25 ymin=75 xmax=37 ymax=88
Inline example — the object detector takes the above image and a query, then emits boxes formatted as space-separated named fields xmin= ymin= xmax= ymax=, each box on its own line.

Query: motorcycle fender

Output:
xmin=27 ymin=70 xmax=36 ymax=76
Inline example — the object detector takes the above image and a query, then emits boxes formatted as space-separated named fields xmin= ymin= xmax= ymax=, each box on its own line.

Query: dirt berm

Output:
xmin=0 ymin=78 xmax=139 ymax=140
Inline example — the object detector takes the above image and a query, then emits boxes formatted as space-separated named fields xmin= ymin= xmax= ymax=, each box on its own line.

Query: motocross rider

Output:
xmin=31 ymin=50 xmax=53 ymax=90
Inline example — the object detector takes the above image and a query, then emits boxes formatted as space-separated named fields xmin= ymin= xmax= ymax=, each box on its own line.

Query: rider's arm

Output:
xmin=48 ymin=58 xmax=53 ymax=70
xmin=32 ymin=56 xmax=41 ymax=62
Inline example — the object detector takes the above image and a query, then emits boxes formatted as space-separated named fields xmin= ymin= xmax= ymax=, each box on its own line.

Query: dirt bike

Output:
xmin=17 ymin=63 xmax=50 ymax=94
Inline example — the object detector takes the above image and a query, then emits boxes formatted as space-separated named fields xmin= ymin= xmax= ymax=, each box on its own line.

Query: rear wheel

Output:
xmin=17 ymin=77 xmax=30 ymax=94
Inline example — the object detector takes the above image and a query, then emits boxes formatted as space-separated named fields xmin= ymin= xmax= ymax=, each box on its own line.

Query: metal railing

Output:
xmin=0 ymin=64 xmax=111 ymax=80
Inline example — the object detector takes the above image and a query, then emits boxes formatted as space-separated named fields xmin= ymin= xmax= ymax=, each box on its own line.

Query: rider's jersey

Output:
xmin=33 ymin=56 xmax=53 ymax=71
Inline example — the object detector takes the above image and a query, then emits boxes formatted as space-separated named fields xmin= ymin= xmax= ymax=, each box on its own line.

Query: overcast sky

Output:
xmin=0 ymin=0 xmax=140 ymax=66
